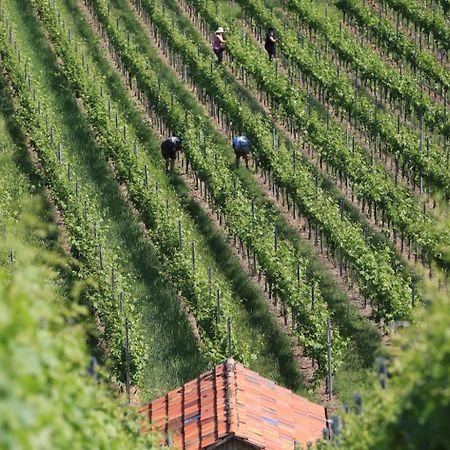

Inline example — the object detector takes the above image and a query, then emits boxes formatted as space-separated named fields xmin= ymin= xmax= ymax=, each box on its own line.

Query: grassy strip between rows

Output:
xmin=23 ymin=0 xmax=254 ymax=366
xmin=35 ymin=0 xmax=314 ymax=389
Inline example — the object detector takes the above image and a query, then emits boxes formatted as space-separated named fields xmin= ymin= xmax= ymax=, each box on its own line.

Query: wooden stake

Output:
xmin=327 ymin=319 xmax=333 ymax=401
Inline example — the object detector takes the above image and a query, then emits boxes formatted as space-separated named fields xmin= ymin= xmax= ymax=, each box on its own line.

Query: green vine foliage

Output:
xmin=0 ymin=8 xmax=149 ymax=385
xmin=285 ymin=0 xmax=450 ymax=138
xmin=84 ymin=0 xmax=346 ymax=378
xmin=335 ymin=0 xmax=450 ymax=91
xmin=174 ymin=0 xmax=418 ymax=321
xmin=382 ymin=0 xmax=450 ymax=52
xmin=236 ymin=0 xmax=450 ymax=198
xmin=31 ymin=0 xmax=255 ymax=366
xmin=189 ymin=0 xmax=450 ymax=272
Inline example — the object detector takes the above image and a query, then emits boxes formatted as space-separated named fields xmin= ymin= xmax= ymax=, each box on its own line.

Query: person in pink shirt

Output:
xmin=213 ymin=27 xmax=226 ymax=64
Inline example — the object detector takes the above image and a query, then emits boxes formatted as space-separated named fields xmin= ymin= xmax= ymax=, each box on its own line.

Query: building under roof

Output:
xmin=138 ymin=358 xmax=327 ymax=449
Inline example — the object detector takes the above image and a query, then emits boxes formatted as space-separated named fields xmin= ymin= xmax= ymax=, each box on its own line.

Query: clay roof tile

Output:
xmin=138 ymin=359 xmax=326 ymax=449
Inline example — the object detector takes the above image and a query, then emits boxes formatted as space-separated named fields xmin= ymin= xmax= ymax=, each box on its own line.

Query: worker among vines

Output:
xmin=264 ymin=27 xmax=277 ymax=61
xmin=213 ymin=27 xmax=226 ymax=64
xmin=161 ymin=136 xmax=182 ymax=171
xmin=232 ymin=135 xmax=251 ymax=168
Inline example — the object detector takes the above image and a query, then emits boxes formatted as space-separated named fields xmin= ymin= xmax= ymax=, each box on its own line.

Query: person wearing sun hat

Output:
xmin=212 ymin=26 xmax=226 ymax=64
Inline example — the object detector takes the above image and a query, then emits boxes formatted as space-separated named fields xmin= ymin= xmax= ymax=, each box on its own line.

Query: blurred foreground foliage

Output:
xmin=0 ymin=198 xmax=159 ymax=450
xmin=316 ymin=271 xmax=450 ymax=449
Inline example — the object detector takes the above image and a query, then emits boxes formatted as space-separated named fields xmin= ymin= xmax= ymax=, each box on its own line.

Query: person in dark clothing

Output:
xmin=161 ymin=136 xmax=182 ymax=171
xmin=264 ymin=27 xmax=277 ymax=61
xmin=232 ymin=135 xmax=251 ymax=168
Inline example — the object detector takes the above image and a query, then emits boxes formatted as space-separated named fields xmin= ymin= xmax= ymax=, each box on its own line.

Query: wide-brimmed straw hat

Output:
xmin=215 ymin=27 xmax=225 ymax=34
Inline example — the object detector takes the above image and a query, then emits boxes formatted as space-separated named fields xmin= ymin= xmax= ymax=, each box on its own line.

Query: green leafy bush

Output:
xmin=0 ymin=215 xmax=158 ymax=450
xmin=317 ymin=279 xmax=450 ymax=449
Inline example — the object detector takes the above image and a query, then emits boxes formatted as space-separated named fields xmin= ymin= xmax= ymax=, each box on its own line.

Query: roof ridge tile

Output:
xmin=225 ymin=358 xmax=237 ymax=435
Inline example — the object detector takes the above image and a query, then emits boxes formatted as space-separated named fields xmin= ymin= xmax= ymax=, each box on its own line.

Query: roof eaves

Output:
xmin=205 ymin=433 xmax=263 ymax=449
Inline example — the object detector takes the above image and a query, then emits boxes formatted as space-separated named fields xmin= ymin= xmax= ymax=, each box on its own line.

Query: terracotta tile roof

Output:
xmin=138 ymin=359 xmax=326 ymax=449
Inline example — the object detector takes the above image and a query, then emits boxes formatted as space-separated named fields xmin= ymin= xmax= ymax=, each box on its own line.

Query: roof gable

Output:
xmin=138 ymin=359 xmax=326 ymax=449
